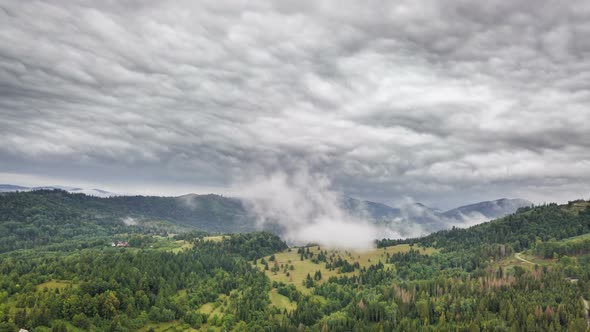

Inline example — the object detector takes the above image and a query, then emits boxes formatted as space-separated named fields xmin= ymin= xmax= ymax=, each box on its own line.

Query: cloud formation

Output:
xmin=235 ymin=170 xmax=418 ymax=249
xmin=1 ymin=0 xmax=590 ymax=207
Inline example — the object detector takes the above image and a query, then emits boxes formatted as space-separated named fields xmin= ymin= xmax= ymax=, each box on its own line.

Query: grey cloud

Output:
xmin=1 ymin=0 xmax=590 ymax=208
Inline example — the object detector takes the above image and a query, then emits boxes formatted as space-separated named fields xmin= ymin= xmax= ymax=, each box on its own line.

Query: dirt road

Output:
xmin=514 ymin=252 xmax=535 ymax=265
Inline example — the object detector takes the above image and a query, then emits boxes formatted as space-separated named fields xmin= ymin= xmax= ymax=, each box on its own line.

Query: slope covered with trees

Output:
xmin=0 ymin=190 xmax=160 ymax=253
xmin=378 ymin=202 xmax=590 ymax=252
xmin=0 ymin=232 xmax=287 ymax=331
xmin=0 ymin=190 xmax=257 ymax=253
xmin=1 ymin=197 xmax=590 ymax=331
xmin=0 ymin=190 xmax=534 ymax=254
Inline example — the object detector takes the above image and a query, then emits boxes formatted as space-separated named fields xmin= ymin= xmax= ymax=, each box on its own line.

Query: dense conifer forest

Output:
xmin=1 ymin=191 xmax=590 ymax=331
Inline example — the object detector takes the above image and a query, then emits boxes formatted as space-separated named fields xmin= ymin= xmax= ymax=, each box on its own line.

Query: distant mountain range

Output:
xmin=0 ymin=184 xmax=532 ymax=235
xmin=442 ymin=198 xmax=534 ymax=222
xmin=341 ymin=196 xmax=533 ymax=235
xmin=0 ymin=184 xmax=116 ymax=197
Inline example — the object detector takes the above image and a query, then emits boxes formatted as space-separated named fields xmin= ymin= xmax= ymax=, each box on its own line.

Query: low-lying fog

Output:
xmin=234 ymin=169 xmax=498 ymax=250
xmin=235 ymin=170 xmax=420 ymax=250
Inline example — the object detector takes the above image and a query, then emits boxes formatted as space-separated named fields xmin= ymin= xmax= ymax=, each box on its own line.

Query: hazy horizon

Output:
xmin=2 ymin=0 xmax=590 ymax=209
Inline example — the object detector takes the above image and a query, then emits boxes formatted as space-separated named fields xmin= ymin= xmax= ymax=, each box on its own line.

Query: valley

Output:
xmin=3 ymin=2 xmax=588 ymax=330
xmin=0 ymin=188 xmax=531 ymax=255
xmin=1 ymin=191 xmax=590 ymax=331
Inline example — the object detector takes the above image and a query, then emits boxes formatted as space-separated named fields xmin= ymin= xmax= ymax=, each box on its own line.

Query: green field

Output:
xmin=269 ymin=289 xmax=297 ymax=311
xmin=197 ymin=294 xmax=228 ymax=317
xmin=168 ymin=240 xmax=193 ymax=253
xmin=561 ymin=232 xmax=590 ymax=243
xmin=35 ymin=280 xmax=76 ymax=291
xmin=202 ymin=235 xmax=228 ymax=242
xmin=120 ymin=236 xmax=194 ymax=253
xmin=565 ymin=201 xmax=590 ymax=213
xmin=254 ymin=244 xmax=437 ymax=293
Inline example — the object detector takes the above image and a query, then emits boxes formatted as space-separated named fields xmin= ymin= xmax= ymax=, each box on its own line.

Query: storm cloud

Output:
xmin=1 ymin=0 xmax=590 ymax=208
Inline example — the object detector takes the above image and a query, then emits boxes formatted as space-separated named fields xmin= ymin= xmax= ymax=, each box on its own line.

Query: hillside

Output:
xmin=379 ymin=200 xmax=590 ymax=252
xmin=442 ymin=198 xmax=533 ymax=222
xmin=2 ymin=198 xmax=590 ymax=331
xmin=0 ymin=184 xmax=116 ymax=197
xmin=0 ymin=190 xmax=262 ymax=253
xmin=0 ymin=186 xmax=254 ymax=232
xmin=344 ymin=196 xmax=532 ymax=232
xmin=0 ymin=190 xmax=180 ymax=253
xmin=106 ymin=193 xmax=256 ymax=233
xmin=0 ymin=189 xmax=534 ymax=254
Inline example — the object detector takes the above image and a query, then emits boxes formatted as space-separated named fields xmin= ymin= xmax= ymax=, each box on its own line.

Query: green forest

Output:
xmin=1 ymin=191 xmax=590 ymax=331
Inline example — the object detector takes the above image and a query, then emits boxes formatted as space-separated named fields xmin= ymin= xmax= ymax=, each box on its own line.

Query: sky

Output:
xmin=1 ymin=0 xmax=590 ymax=209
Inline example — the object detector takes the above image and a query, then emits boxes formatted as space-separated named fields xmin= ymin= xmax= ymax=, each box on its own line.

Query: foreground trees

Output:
xmin=0 ymin=233 xmax=285 ymax=331
xmin=2 ymin=200 xmax=590 ymax=330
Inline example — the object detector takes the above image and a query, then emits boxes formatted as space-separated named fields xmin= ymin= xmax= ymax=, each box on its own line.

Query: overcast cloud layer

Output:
xmin=1 ymin=0 xmax=590 ymax=208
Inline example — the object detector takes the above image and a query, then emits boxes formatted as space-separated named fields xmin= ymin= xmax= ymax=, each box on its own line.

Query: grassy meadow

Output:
xmin=253 ymin=244 xmax=437 ymax=294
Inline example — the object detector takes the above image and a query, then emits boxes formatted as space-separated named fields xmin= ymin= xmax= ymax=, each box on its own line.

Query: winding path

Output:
xmin=514 ymin=252 xmax=535 ymax=265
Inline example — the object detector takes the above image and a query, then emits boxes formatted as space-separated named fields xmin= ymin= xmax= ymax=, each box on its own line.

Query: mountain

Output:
xmin=0 ymin=184 xmax=116 ymax=197
xmin=1 ymin=183 xmax=530 ymax=227
xmin=110 ymin=193 xmax=257 ymax=233
xmin=442 ymin=198 xmax=533 ymax=223
xmin=0 ymin=184 xmax=30 ymax=192
xmin=0 ymin=189 xmax=259 ymax=253
xmin=340 ymin=196 xmax=401 ymax=220
xmin=408 ymin=200 xmax=590 ymax=252
xmin=399 ymin=198 xmax=533 ymax=231
xmin=342 ymin=197 xmax=532 ymax=233
xmin=0 ymin=187 xmax=532 ymax=249
xmin=396 ymin=202 xmax=446 ymax=231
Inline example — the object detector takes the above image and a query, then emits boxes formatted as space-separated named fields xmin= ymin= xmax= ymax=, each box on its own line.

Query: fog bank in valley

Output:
xmin=233 ymin=170 xmax=522 ymax=249
xmin=235 ymin=170 xmax=424 ymax=250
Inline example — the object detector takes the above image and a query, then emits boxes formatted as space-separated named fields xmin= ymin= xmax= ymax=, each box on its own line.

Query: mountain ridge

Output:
xmin=442 ymin=198 xmax=533 ymax=220
xmin=0 ymin=183 xmax=116 ymax=197
xmin=0 ymin=185 xmax=532 ymax=241
xmin=0 ymin=184 xmax=532 ymax=232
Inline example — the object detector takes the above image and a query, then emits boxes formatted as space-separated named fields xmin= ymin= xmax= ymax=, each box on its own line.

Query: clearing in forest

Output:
xmin=254 ymin=244 xmax=437 ymax=293
xmin=269 ymin=289 xmax=297 ymax=311
xmin=202 ymin=235 xmax=228 ymax=242
xmin=35 ymin=279 xmax=76 ymax=291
